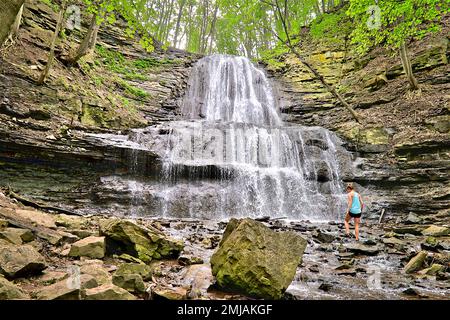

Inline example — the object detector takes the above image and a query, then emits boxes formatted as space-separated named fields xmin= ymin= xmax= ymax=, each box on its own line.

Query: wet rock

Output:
xmin=178 ymin=254 xmax=204 ymax=266
xmin=151 ymin=286 xmax=187 ymax=300
xmin=363 ymin=238 xmax=377 ymax=246
xmin=402 ymin=287 xmax=421 ymax=296
xmin=393 ymin=226 xmax=424 ymax=236
xmin=404 ymin=251 xmax=428 ymax=274
xmin=344 ymin=243 xmax=380 ymax=256
xmin=100 ymin=219 xmax=183 ymax=263
xmin=418 ymin=264 xmax=445 ymax=276
xmin=308 ymin=265 xmax=320 ymax=273
xmin=0 ymin=275 xmax=28 ymax=299
xmin=318 ymin=283 xmax=333 ymax=292
xmin=0 ymin=244 xmax=47 ymax=278
xmin=210 ymin=218 xmax=307 ymax=299
xmin=0 ymin=228 xmax=34 ymax=245
xmin=112 ymin=273 xmax=146 ymax=293
xmin=115 ymin=263 xmax=152 ymax=281
xmin=421 ymin=225 xmax=450 ymax=237
xmin=312 ymin=230 xmax=335 ymax=243
xmin=405 ymin=212 xmax=422 ymax=225
xmin=69 ymin=236 xmax=105 ymax=259
xmin=421 ymin=236 xmax=439 ymax=251
xmin=84 ymin=283 xmax=137 ymax=300
xmin=336 ymin=269 xmax=357 ymax=276
xmin=382 ymin=237 xmax=405 ymax=247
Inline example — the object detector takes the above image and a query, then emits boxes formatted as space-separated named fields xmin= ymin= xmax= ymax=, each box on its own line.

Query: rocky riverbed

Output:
xmin=0 ymin=189 xmax=448 ymax=300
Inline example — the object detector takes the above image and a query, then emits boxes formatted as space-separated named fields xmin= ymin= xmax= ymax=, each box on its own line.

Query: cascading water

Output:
xmin=157 ymin=55 xmax=347 ymax=220
xmin=86 ymin=54 xmax=350 ymax=220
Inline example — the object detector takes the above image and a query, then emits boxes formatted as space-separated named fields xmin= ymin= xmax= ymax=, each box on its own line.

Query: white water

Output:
xmin=157 ymin=55 xmax=347 ymax=220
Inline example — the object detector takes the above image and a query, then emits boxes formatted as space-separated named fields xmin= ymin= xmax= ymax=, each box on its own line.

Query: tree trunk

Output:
xmin=0 ymin=0 xmax=26 ymax=45
xmin=9 ymin=3 xmax=24 ymax=39
xmin=399 ymin=42 xmax=419 ymax=90
xmin=173 ymin=0 xmax=186 ymax=48
xmin=66 ymin=14 xmax=100 ymax=66
xmin=37 ymin=0 xmax=67 ymax=85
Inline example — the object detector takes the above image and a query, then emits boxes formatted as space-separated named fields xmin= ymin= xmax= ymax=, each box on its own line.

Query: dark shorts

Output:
xmin=349 ymin=212 xmax=361 ymax=218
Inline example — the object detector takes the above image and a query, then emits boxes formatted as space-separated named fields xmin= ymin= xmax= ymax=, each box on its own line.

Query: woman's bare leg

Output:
xmin=344 ymin=213 xmax=351 ymax=235
xmin=354 ymin=217 xmax=360 ymax=240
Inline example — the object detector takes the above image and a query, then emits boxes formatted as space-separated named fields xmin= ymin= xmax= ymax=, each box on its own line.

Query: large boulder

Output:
xmin=210 ymin=218 xmax=307 ymax=299
xmin=83 ymin=283 xmax=137 ymax=300
xmin=0 ymin=244 xmax=47 ymax=278
xmin=0 ymin=275 xmax=28 ymax=299
xmin=69 ymin=236 xmax=105 ymax=259
xmin=100 ymin=219 xmax=183 ymax=263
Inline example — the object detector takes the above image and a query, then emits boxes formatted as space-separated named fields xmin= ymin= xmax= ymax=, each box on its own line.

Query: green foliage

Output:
xmin=310 ymin=10 xmax=352 ymax=44
xmin=347 ymin=0 xmax=450 ymax=54
xmin=40 ymin=0 xmax=59 ymax=11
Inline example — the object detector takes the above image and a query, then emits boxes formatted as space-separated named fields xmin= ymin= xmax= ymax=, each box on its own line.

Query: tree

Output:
xmin=347 ymin=0 xmax=450 ymax=91
xmin=261 ymin=0 xmax=361 ymax=123
xmin=0 ymin=0 xmax=26 ymax=46
xmin=38 ymin=0 xmax=68 ymax=85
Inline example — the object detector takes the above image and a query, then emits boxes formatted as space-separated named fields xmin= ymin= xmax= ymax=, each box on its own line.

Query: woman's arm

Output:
xmin=359 ymin=194 xmax=364 ymax=211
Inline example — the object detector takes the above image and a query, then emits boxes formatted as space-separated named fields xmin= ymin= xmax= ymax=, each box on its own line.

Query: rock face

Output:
xmin=0 ymin=244 xmax=47 ymax=278
xmin=0 ymin=275 xmax=28 ymax=299
xmin=69 ymin=236 xmax=105 ymax=259
xmin=210 ymin=218 xmax=307 ymax=299
xmin=100 ymin=219 xmax=183 ymax=263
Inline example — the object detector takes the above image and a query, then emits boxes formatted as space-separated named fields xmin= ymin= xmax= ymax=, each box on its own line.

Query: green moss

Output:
xmin=116 ymin=79 xmax=149 ymax=100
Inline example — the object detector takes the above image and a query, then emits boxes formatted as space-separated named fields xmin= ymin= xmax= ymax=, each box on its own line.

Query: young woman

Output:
xmin=344 ymin=183 xmax=364 ymax=241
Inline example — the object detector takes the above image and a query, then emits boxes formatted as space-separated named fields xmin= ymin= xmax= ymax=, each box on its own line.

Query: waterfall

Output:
xmin=85 ymin=54 xmax=349 ymax=220
xmin=156 ymin=55 xmax=347 ymax=220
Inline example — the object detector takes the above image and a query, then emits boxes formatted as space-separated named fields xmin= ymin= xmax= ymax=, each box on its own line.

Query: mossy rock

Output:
xmin=210 ymin=218 xmax=307 ymax=299
xmin=100 ymin=219 xmax=183 ymax=263
xmin=0 ymin=275 xmax=28 ymax=299
xmin=115 ymin=263 xmax=152 ymax=281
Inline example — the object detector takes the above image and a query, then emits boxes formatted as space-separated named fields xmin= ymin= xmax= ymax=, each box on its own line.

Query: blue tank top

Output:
xmin=350 ymin=192 xmax=361 ymax=214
